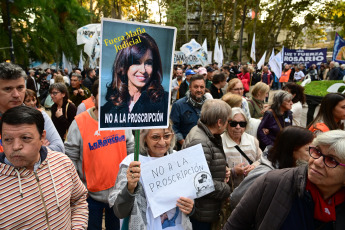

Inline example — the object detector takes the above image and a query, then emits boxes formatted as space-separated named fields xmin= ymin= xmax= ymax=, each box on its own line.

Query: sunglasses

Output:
xmin=309 ymin=146 xmax=345 ymax=168
xmin=228 ymin=121 xmax=247 ymax=128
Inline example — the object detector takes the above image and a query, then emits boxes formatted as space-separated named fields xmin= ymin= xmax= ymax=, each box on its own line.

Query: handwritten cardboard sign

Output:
xmin=140 ymin=144 xmax=214 ymax=218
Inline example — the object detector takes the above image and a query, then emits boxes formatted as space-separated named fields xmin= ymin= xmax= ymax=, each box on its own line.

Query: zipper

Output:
xmin=34 ymin=172 xmax=51 ymax=230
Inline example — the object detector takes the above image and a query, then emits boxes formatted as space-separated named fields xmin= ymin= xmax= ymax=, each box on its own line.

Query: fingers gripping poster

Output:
xmin=99 ymin=18 xmax=176 ymax=130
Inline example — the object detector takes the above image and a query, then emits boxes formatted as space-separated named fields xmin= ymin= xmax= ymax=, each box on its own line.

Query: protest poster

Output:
xmin=333 ymin=33 xmax=345 ymax=64
xmin=283 ymin=48 xmax=327 ymax=67
xmin=174 ymin=50 xmax=209 ymax=66
xmin=140 ymin=144 xmax=215 ymax=218
xmin=99 ymin=18 xmax=176 ymax=130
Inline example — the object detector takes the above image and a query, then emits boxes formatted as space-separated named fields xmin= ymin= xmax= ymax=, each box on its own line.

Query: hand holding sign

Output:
xmin=127 ymin=161 xmax=141 ymax=194
xmin=176 ymin=197 xmax=194 ymax=215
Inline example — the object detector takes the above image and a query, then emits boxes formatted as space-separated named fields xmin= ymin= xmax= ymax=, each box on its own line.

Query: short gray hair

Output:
xmin=0 ymin=62 xmax=27 ymax=80
xmin=200 ymin=99 xmax=232 ymax=127
xmin=312 ymin=130 xmax=345 ymax=160
xmin=230 ymin=107 xmax=249 ymax=129
xmin=139 ymin=121 xmax=176 ymax=155
xmin=271 ymin=90 xmax=293 ymax=116
xmin=71 ymin=73 xmax=82 ymax=81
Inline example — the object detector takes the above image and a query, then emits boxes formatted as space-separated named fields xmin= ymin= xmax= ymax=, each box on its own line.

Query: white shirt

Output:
xmin=294 ymin=71 xmax=305 ymax=81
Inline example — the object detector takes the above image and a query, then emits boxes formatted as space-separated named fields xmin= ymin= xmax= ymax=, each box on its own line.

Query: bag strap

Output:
xmin=234 ymin=145 xmax=253 ymax=165
xmin=271 ymin=110 xmax=283 ymax=131
xmin=65 ymin=102 xmax=69 ymax=119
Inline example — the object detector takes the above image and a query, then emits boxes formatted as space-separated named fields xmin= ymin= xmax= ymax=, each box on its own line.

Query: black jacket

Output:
xmin=178 ymin=80 xmax=189 ymax=99
xmin=183 ymin=121 xmax=230 ymax=223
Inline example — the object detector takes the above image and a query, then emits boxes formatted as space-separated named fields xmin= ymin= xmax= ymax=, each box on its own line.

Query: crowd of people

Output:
xmin=0 ymin=57 xmax=345 ymax=230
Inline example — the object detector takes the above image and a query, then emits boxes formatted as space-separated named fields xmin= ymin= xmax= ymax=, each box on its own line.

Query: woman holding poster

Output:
xmin=109 ymin=123 xmax=194 ymax=230
xmin=101 ymin=32 xmax=169 ymax=127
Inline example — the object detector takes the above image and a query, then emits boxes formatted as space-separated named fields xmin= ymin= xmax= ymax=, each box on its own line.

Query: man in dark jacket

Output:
xmin=68 ymin=73 xmax=91 ymax=107
xmin=83 ymin=68 xmax=96 ymax=91
xmin=170 ymin=75 xmax=206 ymax=150
xmin=329 ymin=61 xmax=340 ymax=80
xmin=178 ymin=69 xmax=195 ymax=99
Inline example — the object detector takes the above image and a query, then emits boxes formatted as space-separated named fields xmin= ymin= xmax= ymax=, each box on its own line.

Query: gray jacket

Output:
xmin=183 ymin=120 xmax=231 ymax=223
xmin=64 ymin=108 xmax=134 ymax=204
xmin=109 ymin=153 xmax=193 ymax=230
xmin=230 ymin=154 xmax=274 ymax=209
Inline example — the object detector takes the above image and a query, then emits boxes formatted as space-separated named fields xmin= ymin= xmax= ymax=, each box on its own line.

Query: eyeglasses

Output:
xmin=309 ymin=146 xmax=345 ymax=168
xmin=50 ymin=91 xmax=61 ymax=96
xmin=231 ymin=88 xmax=244 ymax=91
xmin=149 ymin=133 xmax=174 ymax=142
xmin=228 ymin=121 xmax=247 ymax=128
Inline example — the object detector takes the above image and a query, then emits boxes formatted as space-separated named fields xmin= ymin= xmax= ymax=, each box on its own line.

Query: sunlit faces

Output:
xmin=332 ymin=99 xmax=345 ymax=123
xmin=230 ymin=82 xmax=244 ymax=96
xmin=293 ymin=143 xmax=311 ymax=163
xmin=0 ymin=78 xmax=26 ymax=114
xmin=145 ymin=129 xmax=174 ymax=157
xmin=189 ymin=79 xmax=206 ymax=101
xmin=2 ymin=123 xmax=46 ymax=171
xmin=308 ymin=145 xmax=345 ymax=194
xmin=281 ymin=99 xmax=293 ymax=112
xmin=24 ymin=96 xmax=37 ymax=108
xmin=127 ymin=49 xmax=153 ymax=89
xmin=227 ymin=113 xmax=246 ymax=141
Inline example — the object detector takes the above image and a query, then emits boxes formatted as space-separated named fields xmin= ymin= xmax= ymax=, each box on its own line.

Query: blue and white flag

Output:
xmin=333 ymin=33 xmax=345 ymax=64
xmin=180 ymin=39 xmax=202 ymax=56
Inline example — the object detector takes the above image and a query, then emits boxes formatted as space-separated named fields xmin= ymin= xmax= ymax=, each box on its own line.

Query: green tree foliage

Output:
xmin=317 ymin=0 xmax=345 ymax=36
xmin=0 ymin=0 xmax=90 ymax=66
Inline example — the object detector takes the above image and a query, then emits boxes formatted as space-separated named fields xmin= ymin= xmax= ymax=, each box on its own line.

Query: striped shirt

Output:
xmin=0 ymin=147 xmax=88 ymax=229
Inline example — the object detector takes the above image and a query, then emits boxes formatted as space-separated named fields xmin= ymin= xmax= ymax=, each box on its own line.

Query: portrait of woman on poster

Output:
xmin=101 ymin=32 xmax=169 ymax=127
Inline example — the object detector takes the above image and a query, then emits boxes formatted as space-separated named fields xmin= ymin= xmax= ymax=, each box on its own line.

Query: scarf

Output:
xmin=306 ymin=179 xmax=345 ymax=222
xmin=186 ymin=92 xmax=206 ymax=109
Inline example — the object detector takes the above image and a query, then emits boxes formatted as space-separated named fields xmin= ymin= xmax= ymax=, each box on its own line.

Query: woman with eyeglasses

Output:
xmin=222 ymin=107 xmax=262 ymax=190
xmin=49 ymin=83 xmax=77 ymax=141
xmin=224 ymin=130 xmax=345 ymax=230
xmin=182 ymin=99 xmax=232 ymax=230
xmin=257 ymin=90 xmax=293 ymax=150
xmin=227 ymin=78 xmax=251 ymax=119
xmin=109 ymin=122 xmax=194 ymax=230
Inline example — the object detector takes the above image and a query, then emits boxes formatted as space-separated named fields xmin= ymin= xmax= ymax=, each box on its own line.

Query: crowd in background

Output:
xmin=1 ymin=59 xmax=345 ymax=230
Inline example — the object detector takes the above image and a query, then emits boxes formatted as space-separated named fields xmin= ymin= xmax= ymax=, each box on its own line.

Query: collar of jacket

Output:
xmin=197 ymin=120 xmax=223 ymax=147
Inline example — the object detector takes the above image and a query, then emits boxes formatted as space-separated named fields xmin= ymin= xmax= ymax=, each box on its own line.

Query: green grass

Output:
xmin=297 ymin=80 xmax=344 ymax=97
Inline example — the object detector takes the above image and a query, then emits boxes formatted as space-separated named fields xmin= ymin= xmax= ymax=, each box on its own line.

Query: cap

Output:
xmin=197 ymin=67 xmax=207 ymax=75
xmin=185 ymin=69 xmax=196 ymax=76
xmin=206 ymin=66 xmax=215 ymax=73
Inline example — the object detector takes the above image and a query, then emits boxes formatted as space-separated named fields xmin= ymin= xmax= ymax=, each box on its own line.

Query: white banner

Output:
xmin=180 ymin=39 xmax=202 ymax=56
xmin=141 ymin=144 xmax=215 ymax=218
xmin=77 ymin=24 xmax=101 ymax=45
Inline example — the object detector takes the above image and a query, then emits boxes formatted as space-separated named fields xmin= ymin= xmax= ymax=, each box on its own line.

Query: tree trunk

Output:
xmin=185 ymin=0 xmax=189 ymax=41
xmin=197 ymin=1 xmax=205 ymax=43
xmin=272 ymin=0 xmax=291 ymax=48
xmin=229 ymin=0 xmax=238 ymax=59
xmin=239 ymin=1 xmax=247 ymax=62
